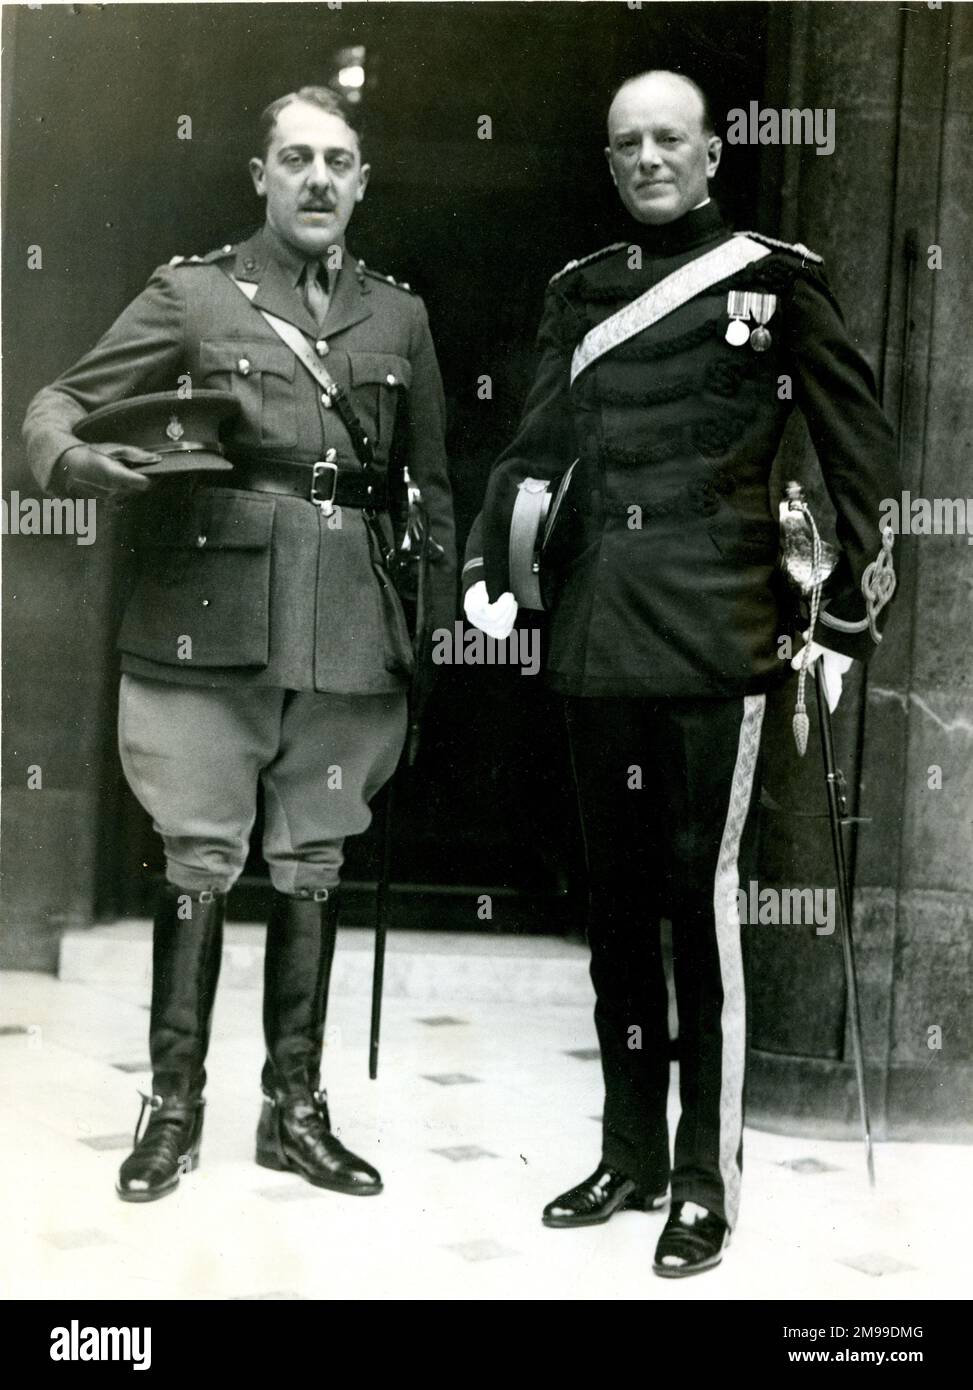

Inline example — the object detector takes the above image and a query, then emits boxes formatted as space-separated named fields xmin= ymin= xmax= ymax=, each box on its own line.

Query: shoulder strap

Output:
xmin=549 ymin=242 xmax=626 ymax=284
xmin=569 ymin=236 xmax=771 ymax=385
xmin=229 ymin=275 xmax=374 ymax=466
xmin=735 ymin=230 xmax=823 ymax=265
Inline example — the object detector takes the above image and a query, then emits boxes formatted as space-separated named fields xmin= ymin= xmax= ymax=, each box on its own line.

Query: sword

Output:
xmin=814 ymin=663 xmax=875 ymax=1187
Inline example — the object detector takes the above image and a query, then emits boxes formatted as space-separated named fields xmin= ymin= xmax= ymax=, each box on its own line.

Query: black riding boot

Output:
xmin=256 ymin=887 xmax=382 ymax=1195
xmin=116 ymin=884 xmax=225 ymax=1202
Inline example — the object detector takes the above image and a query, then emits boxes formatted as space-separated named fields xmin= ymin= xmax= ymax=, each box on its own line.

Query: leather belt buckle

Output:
xmin=311 ymin=459 xmax=339 ymax=516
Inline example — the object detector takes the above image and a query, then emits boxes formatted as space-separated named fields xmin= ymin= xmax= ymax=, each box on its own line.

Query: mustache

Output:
xmin=300 ymin=201 xmax=337 ymax=212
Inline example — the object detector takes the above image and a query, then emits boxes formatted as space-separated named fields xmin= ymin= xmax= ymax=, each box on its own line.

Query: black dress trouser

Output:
xmin=564 ymin=692 xmax=765 ymax=1229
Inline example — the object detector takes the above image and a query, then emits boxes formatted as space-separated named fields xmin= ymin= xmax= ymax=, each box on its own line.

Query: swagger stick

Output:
xmin=369 ymin=773 xmax=396 ymax=1080
xmin=815 ymin=666 xmax=875 ymax=1187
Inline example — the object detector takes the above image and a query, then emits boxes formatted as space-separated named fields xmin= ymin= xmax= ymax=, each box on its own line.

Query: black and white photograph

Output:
xmin=1 ymin=0 xmax=969 ymax=1332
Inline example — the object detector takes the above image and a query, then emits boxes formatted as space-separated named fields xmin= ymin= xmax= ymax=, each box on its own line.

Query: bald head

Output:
xmin=606 ymin=70 xmax=722 ymax=226
xmin=610 ymin=71 xmax=714 ymax=136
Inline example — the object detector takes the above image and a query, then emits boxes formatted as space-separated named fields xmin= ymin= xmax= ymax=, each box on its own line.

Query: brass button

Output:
xmin=222 ymin=243 xmax=232 ymax=253
xmin=386 ymin=373 xmax=396 ymax=386
xmin=315 ymin=339 xmax=329 ymax=357
xmin=321 ymin=392 xmax=332 ymax=408
xmin=324 ymin=448 xmax=338 ymax=463
xmin=196 ymin=534 xmax=207 ymax=548
xmin=237 ymin=358 xmax=251 ymax=376
xmin=201 ymin=598 xmax=210 ymax=607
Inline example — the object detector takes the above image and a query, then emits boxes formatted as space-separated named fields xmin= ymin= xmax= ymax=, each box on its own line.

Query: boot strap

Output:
xmin=263 ymin=1088 xmax=328 ymax=1110
xmin=134 ymin=1091 xmax=204 ymax=1145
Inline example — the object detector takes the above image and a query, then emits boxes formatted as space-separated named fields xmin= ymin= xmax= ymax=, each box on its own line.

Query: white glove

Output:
xmin=791 ymin=640 xmax=854 ymax=713
xmin=463 ymin=580 xmax=518 ymax=640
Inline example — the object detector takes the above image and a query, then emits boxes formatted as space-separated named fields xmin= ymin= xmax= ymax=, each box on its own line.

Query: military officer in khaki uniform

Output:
xmin=23 ymin=85 xmax=455 ymax=1202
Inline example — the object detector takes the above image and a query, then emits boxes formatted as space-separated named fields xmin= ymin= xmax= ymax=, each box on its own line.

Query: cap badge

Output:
xmin=166 ymin=414 xmax=185 ymax=442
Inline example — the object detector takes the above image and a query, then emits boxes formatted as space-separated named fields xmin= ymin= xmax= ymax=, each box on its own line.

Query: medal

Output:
xmin=749 ymin=293 xmax=777 ymax=352
xmin=725 ymin=290 xmax=750 ymax=346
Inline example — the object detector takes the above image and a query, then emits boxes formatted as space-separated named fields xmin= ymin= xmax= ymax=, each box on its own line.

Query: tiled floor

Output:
xmin=2 ymin=944 xmax=969 ymax=1301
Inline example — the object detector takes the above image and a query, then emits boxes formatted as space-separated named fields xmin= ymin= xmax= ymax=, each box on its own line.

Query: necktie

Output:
xmin=302 ymin=261 xmax=330 ymax=328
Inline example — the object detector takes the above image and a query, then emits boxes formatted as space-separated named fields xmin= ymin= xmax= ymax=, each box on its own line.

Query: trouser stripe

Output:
xmin=713 ymin=693 xmax=765 ymax=1229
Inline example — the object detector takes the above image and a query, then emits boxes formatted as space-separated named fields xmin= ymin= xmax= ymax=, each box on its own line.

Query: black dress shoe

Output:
xmin=542 ymin=1164 xmax=668 ymax=1228
xmin=653 ymin=1201 xmax=729 ymax=1277
xmin=256 ymin=1094 xmax=383 ymax=1196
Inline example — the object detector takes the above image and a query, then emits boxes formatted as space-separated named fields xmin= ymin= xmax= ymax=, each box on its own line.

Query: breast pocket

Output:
xmin=117 ymin=493 xmax=276 ymax=668
xmin=199 ymin=340 xmax=297 ymax=448
xmin=348 ymin=353 xmax=413 ymax=454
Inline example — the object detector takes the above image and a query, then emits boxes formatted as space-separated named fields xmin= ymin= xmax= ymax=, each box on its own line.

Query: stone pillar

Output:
xmin=747 ymin=1 xmax=972 ymax=1139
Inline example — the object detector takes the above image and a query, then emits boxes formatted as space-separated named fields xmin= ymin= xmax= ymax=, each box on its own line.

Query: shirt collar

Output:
xmin=261 ymin=223 xmax=344 ymax=291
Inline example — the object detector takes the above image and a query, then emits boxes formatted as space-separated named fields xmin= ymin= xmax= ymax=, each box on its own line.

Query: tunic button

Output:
xmin=386 ymin=373 xmax=396 ymax=385
xmin=324 ymin=448 xmax=338 ymax=463
xmin=196 ymin=534 xmax=207 ymax=548
xmin=201 ymin=599 xmax=210 ymax=607
xmin=222 ymin=244 xmax=232 ymax=253
xmin=315 ymin=339 xmax=329 ymax=357
xmin=237 ymin=358 xmax=251 ymax=376
xmin=321 ymin=392 xmax=332 ymax=408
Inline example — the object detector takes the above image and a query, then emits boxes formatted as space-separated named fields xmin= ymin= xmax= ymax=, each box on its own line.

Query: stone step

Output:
xmin=59 ymin=922 xmax=594 ymax=1006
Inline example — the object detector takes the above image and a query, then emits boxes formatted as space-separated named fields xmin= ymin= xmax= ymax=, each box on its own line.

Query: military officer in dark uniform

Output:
xmin=464 ymin=70 xmax=899 ymax=1276
xmin=23 ymin=85 xmax=455 ymax=1203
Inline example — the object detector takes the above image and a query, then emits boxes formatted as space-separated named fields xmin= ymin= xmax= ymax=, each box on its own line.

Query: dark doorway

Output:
xmin=3 ymin=2 xmax=769 ymax=934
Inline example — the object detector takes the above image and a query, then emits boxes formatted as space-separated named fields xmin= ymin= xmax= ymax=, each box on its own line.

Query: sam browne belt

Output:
xmin=203 ymin=452 xmax=388 ymax=516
